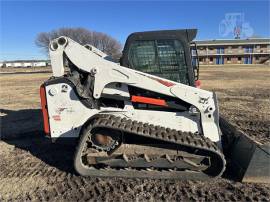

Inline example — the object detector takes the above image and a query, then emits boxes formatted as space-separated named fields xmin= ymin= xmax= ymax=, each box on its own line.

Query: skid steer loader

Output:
xmin=40 ymin=29 xmax=270 ymax=183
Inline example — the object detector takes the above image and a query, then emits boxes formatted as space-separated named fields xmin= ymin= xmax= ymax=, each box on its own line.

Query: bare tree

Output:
xmin=35 ymin=27 xmax=122 ymax=59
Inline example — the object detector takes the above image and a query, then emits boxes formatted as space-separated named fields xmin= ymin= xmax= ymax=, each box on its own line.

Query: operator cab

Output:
xmin=120 ymin=29 xmax=199 ymax=87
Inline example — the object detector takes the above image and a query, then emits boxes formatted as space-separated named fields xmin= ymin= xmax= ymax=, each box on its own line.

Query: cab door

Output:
xmin=127 ymin=39 xmax=190 ymax=85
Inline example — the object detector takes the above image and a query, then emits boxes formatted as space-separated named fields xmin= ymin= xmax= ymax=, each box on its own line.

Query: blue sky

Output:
xmin=1 ymin=0 xmax=269 ymax=60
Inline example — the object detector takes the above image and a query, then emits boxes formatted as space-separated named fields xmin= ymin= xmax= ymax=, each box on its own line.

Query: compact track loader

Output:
xmin=40 ymin=29 xmax=270 ymax=182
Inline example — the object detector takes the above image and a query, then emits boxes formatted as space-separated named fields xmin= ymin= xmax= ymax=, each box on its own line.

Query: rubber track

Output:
xmin=80 ymin=114 xmax=226 ymax=178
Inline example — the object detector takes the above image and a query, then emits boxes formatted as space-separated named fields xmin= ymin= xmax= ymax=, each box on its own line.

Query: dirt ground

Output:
xmin=0 ymin=65 xmax=269 ymax=201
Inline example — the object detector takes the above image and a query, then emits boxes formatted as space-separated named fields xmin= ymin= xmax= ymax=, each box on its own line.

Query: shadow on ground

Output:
xmin=0 ymin=108 xmax=43 ymax=139
xmin=0 ymin=108 xmax=77 ymax=174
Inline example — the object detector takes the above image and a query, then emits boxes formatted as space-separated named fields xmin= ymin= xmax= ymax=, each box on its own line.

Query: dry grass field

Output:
xmin=0 ymin=65 xmax=269 ymax=201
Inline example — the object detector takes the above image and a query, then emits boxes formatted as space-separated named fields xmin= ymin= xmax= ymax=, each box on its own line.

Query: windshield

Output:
xmin=128 ymin=39 xmax=189 ymax=84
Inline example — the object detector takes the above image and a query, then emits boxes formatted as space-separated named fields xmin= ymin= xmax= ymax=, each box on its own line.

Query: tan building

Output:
xmin=193 ymin=38 xmax=270 ymax=65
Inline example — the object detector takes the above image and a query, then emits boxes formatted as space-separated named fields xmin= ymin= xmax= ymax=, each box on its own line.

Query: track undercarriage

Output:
xmin=74 ymin=114 xmax=225 ymax=180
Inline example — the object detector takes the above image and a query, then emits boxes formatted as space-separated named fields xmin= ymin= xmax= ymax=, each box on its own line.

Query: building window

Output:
xmin=255 ymin=56 xmax=259 ymax=60
xmin=216 ymin=57 xmax=224 ymax=65
xmin=244 ymin=46 xmax=253 ymax=53
xmin=238 ymin=57 xmax=242 ymax=61
xmin=199 ymin=58 xmax=203 ymax=62
xmin=191 ymin=49 xmax=197 ymax=56
xmin=244 ymin=57 xmax=252 ymax=64
xmin=256 ymin=45 xmax=260 ymax=49
xmin=210 ymin=57 xmax=213 ymax=62
xmin=217 ymin=47 xmax=224 ymax=54
xmin=227 ymin=57 xmax=231 ymax=61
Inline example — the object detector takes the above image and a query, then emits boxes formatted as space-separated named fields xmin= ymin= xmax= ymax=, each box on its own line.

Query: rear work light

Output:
xmin=195 ymin=80 xmax=201 ymax=88
xmin=40 ymin=84 xmax=50 ymax=135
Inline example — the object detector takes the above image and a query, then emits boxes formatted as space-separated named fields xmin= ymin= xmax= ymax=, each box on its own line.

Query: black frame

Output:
xmin=190 ymin=41 xmax=200 ymax=81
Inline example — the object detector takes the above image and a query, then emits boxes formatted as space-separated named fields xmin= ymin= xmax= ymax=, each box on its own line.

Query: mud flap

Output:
xmin=220 ymin=116 xmax=270 ymax=183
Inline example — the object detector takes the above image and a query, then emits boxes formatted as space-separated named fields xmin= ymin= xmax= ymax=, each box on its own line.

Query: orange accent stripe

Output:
xmin=131 ymin=95 xmax=168 ymax=107
xmin=40 ymin=85 xmax=50 ymax=135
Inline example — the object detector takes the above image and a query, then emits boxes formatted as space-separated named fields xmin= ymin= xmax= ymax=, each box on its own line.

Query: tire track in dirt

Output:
xmin=1 ymin=136 xmax=270 ymax=201
xmin=217 ymin=87 xmax=270 ymax=144
xmin=221 ymin=115 xmax=270 ymax=143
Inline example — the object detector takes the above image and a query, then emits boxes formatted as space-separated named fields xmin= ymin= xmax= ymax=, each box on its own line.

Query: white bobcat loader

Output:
xmin=40 ymin=30 xmax=270 ymax=182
